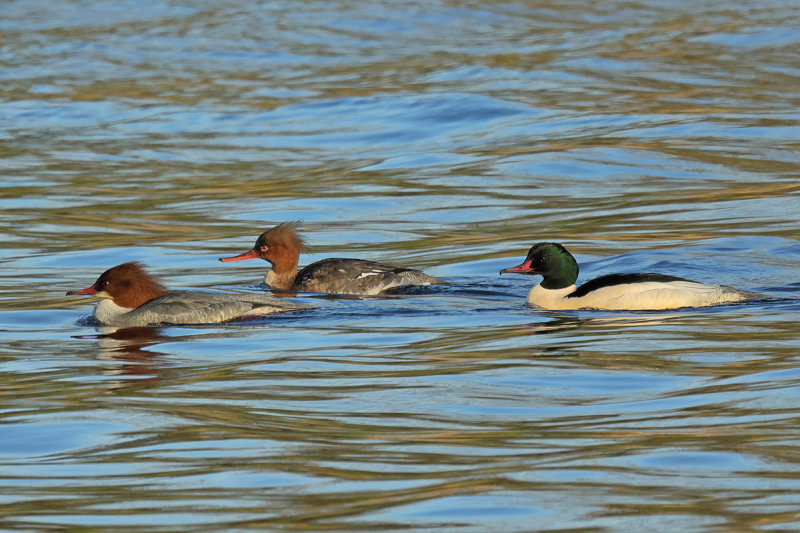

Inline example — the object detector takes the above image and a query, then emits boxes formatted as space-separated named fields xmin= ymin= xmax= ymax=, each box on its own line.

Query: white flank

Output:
xmin=527 ymin=281 xmax=750 ymax=311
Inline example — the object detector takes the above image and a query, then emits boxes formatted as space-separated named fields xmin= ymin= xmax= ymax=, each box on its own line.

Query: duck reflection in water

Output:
xmin=73 ymin=326 xmax=167 ymax=389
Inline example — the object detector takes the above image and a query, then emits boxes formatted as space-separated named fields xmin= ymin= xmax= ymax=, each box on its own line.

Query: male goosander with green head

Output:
xmin=500 ymin=242 xmax=763 ymax=311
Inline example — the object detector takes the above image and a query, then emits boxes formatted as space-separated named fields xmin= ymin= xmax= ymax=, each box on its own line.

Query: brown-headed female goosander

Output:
xmin=219 ymin=221 xmax=437 ymax=295
xmin=67 ymin=261 xmax=314 ymax=327
xmin=500 ymin=242 xmax=763 ymax=311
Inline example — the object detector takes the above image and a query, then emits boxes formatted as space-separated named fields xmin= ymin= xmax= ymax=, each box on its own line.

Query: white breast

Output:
xmin=526 ymin=285 xmax=577 ymax=310
xmin=93 ymin=299 xmax=135 ymax=325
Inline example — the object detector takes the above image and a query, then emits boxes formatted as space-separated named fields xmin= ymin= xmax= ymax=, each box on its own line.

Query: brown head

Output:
xmin=66 ymin=261 xmax=168 ymax=309
xmin=219 ymin=221 xmax=306 ymax=274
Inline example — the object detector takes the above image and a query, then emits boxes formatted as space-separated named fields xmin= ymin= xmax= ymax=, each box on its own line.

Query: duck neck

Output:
xmin=114 ymin=281 xmax=168 ymax=308
xmin=265 ymin=247 xmax=299 ymax=290
xmin=541 ymin=272 xmax=577 ymax=290
xmin=265 ymin=268 xmax=298 ymax=290
xmin=540 ymin=264 xmax=578 ymax=290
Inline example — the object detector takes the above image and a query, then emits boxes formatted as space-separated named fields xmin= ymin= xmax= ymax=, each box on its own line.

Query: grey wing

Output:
xmin=120 ymin=291 xmax=314 ymax=326
xmin=296 ymin=258 xmax=437 ymax=294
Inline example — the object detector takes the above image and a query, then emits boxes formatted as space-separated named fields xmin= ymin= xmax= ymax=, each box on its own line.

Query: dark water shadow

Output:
xmin=71 ymin=326 xmax=169 ymax=389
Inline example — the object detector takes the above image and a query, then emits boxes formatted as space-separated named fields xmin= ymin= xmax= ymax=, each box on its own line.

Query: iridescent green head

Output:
xmin=500 ymin=242 xmax=579 ymax=289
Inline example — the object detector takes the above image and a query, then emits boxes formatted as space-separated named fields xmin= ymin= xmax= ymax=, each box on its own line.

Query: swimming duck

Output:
xmin=67 ymin=261 xmax=314 ymax=326
xmin=500 ymin=242 xmax=762 ymax=310
xmin=219 ymin=221 xmax=438 ymax=295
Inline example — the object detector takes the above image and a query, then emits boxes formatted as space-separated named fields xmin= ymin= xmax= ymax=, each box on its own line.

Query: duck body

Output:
xmin=502 ymin=243 xmax=762 ymax=311
xmin=525 ymin=273 xmax=757 ymax=311
xmin=91 ymin=289 xmax=312 ymax=327
xmin=68 ymin=262 xmax=313 ymax=327
xmin=288 ymin=258 xmax=437 ymax=295
xmin=220 ymin=222 xmax=437 ymax=295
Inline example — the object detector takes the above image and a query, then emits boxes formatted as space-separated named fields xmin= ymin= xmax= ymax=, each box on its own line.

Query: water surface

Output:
xmin=2 ymin=1 xmax=800 ymax=531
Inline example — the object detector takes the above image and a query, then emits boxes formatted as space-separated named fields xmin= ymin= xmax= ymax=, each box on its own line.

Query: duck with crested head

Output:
xmin=500 ymin=242 xmax=764 ymax=311
xmin=219 ymin=221 xmax=438 ymax=295
xmin=67 ymin=261 xmax=314 ymax=327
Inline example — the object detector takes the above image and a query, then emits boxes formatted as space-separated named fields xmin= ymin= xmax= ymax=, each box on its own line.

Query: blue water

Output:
xmin=2 ymin=0 xmax=800 ymax=531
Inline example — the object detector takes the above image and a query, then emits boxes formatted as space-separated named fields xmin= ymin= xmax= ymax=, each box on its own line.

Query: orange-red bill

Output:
xmin=218 ymin=249 xmax=261 ymax=262
xmin=499 ymin=259 xmax=534 ymax=275
xmin=66 ymin=285 xmax=98 ymax=296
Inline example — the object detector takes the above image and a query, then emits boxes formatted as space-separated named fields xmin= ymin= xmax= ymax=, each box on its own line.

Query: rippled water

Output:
xmin=2 ymin=1 xmax=800 ymax=530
